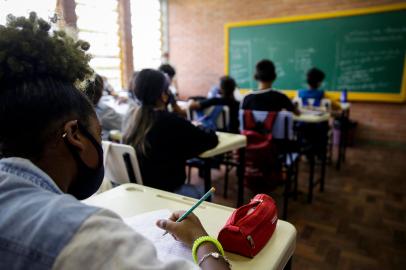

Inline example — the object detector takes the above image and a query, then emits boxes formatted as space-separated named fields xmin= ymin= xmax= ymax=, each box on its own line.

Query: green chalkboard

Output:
xmin=226 ymin=5 xmax=406 ymax=101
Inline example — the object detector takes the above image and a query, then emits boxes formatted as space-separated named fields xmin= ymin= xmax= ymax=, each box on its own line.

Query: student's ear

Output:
xmin=62 ymin=120 xmax=86 ymax=151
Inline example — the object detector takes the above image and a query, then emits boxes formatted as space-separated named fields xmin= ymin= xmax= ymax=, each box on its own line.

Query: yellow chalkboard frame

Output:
xmin=224 ymin=3 xmax=406 ymax=102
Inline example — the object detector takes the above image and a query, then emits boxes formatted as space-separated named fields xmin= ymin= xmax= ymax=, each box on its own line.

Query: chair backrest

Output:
xmin=292 ymin=97 xmax=303 ymax=109
xmin=102 ymin=141 xmax=143 ymax=185
xmin=295 ymin=97 xmax=332 ymax=112
xmin=239 ymin=110 xmax=294 ymax=140
xmin=188 ymin=105 xmax=230 ymax=131
xmin=320 ymin=98 xmax=332 ymax=111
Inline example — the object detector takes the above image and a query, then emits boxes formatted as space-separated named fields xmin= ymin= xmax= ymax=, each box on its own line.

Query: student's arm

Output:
xmin=157 ymin=211 xmax=231 ymax=270
xmin=283 ymin=95 xmax=300 ymax=116
xmin=54 ymin=209 xmax=230 ymax=270
xmin=100 ymin=106 xmax=123 ymax=131
xmin=168 ymin=92 xmax=187 ymax=117
xmin=168 ymin=114 xmax=219 ymax=158
xmin=188 ymin=100 xmax=202 ymax=110
xmin=171 ymin=102 xmax=187 ymax=118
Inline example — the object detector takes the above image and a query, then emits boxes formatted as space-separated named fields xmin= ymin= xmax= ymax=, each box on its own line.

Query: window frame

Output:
xmin=59 ymin=0 xmax=165 ymax=90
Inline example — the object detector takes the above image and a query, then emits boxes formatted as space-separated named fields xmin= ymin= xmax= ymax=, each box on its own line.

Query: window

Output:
xmin=1 ymin=0 xmax=165 ymax=90
xmin=131 ymin=0 xmax=162 ymax=70
xmin=75 ymin=0 xmax=122 ymax=90
xmin=0 ymin=0 xmax=57 ymax=25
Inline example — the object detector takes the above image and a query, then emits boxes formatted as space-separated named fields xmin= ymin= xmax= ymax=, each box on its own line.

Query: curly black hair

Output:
xmin=0 ymin=13 xmax=96 ymax=159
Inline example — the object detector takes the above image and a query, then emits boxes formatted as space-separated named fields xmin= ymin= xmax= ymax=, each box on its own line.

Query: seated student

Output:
xmin=189 ymin=76 xmax=240 ymax=133
xmin=242 ymin=59 xmax=298 ymax=114
xmin=101 ymin=75 xmax=117 ymax=97
xmin=0 ymin=14 xmax=229 ymax=270
xmin=122 ymin=69 xmax=218 ymax=194
xmin=121 ymin=71 xmax=141 ymax=132
xmin=159 ymin=63 xmax=178 ymax=96
xmin=86 ymin=74 xmax=123 ymax=140
xmin=298 ymin=67 xmax=325 ymax=107
xmin=159 ymin=63 xmax=186 ymax=117
xmin=207 ymin=85 xmax=221 ymax=98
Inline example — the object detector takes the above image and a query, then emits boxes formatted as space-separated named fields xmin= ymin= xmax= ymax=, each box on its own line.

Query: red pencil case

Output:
xmin=217 ymin=194 xmax=278 ymax=257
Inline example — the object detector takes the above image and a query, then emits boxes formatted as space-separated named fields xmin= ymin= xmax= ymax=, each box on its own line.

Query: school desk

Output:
xmin=293 ymin=110 xmax=331 ymax=123
xmin=293 ymin=110 xmax=330 ymax=203
xmin=84 ymin=183 xmax=297 ymax=270
xmin=198 ymin=132 xmax=247 ymax=206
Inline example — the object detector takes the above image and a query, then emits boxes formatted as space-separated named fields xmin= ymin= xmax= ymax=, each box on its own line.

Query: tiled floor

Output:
xmin=190 ymin=143 xmax=406 ymax=269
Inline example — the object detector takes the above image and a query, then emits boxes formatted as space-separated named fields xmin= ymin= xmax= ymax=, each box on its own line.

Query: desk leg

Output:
xmin=237 ymin=148 xmax=246 ymax=207
xmin=342 ymin=123 xmax=347 ymax=163
xmin=284 ymin=258 xmax=292 ymax=270
xmin=320 ymin=123 xmax=328 ymax=192
xmin=203 ymin=159 xmax=212 ymax=202
xmin=336 ymin=113 xmax=348 ymax=170
xmin=308 ymin=154 xmax=315 ymax=203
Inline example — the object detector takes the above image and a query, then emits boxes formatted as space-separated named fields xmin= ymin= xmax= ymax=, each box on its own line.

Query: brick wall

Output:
xmin=168 ymin=0 xmax=406 ymax=144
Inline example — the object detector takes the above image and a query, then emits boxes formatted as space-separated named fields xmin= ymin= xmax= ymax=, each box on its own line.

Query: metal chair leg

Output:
xmin=223 ymin=164 xmax=230 ymax=198
xmin=294 ymin=159 xmax=299 ymax=200
xmin=186 ymin=166 xmax=192 ymax=184
xmin=308 ymin=155 xmax=315 ymax=203
xmin=283 ymin=166 xmax=292 ymax=220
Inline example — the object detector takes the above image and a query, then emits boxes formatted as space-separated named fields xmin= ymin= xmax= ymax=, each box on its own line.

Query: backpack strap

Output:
xmin=263 ymin=111 xmax=277 ymax=131
xmin=243 ymin=110 xmax=257 ymax=130
xmin=243 ymin=110 xmax=277 ymax=133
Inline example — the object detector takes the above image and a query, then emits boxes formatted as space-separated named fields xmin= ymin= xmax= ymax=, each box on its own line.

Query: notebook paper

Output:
xmin=123 ymin=209 xmax=193 ymax=262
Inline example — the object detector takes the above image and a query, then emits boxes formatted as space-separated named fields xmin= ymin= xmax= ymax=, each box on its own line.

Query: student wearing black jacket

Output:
xmin=123 ymin=69 xmax=218 ymax=193
xmin=242 ymin=59 xmax=299 ymax=115
xmin=189 ymin=76 xmax=240 ymax=133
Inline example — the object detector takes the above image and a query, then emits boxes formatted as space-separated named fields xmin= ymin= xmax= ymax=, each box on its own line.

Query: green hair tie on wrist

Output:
xmin=192 ymin=236 xmax=225 ymax=264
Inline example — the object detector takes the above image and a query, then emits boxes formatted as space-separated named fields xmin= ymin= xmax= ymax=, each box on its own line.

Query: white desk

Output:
xmin=293 ymin=110 xmax=330 ymax=123
xmin=85 ymin=183 xmax=297 ymax=270
xmin=200 ymin=132 xmax=246 ymax=158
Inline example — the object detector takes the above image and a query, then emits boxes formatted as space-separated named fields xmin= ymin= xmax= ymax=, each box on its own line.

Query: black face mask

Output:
xmin=64 ymin=123 xmax=104 ymax=200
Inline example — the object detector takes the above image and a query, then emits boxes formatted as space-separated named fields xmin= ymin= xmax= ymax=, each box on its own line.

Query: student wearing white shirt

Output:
xmin=86 ymin=74 xmax=123 ymax=140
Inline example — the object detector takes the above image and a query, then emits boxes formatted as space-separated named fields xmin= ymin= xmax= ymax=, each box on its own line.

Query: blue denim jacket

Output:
xmin=0 ymin=157 xmax=100 ymax=270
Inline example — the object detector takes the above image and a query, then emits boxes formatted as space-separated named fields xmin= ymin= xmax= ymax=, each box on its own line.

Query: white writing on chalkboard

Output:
xmin=230 ymin=40 xmax=254 ymax=88
xmin=228 ymin=10 xmax=406 ymax=94
xmin=294 ymin=48 xmax=316 ymax=72
xmin=336 ymin=47 xmax=402 ymax=90
xmin=345 ymin=27 xmax=405 ymax=43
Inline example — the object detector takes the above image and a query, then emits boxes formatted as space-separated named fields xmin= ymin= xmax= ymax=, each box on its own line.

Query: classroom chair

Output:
xmin=187 ymin=105 xmax=230 ymax=131
xmin=102 ymin=141 xmax=143 ymax=185
xmin=294 ymin=97 xmax=332 ymax=112
xmin=239 ymin=110 xmax=299 ymax=220
xmin=320 ymin=98 xmax=332 ymax=111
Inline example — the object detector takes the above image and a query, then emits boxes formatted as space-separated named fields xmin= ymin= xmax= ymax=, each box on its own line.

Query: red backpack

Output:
xmin=241 ymin=110 xmax=281 ymax=190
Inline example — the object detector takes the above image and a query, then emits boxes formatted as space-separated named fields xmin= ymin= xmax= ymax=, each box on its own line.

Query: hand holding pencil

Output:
xmin=156 ymin=187 xmax=215 ymax=247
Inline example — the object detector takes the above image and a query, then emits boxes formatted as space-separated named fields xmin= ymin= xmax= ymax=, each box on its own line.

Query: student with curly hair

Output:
xmin=0 ymin=13 xmax=230 ymax=270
